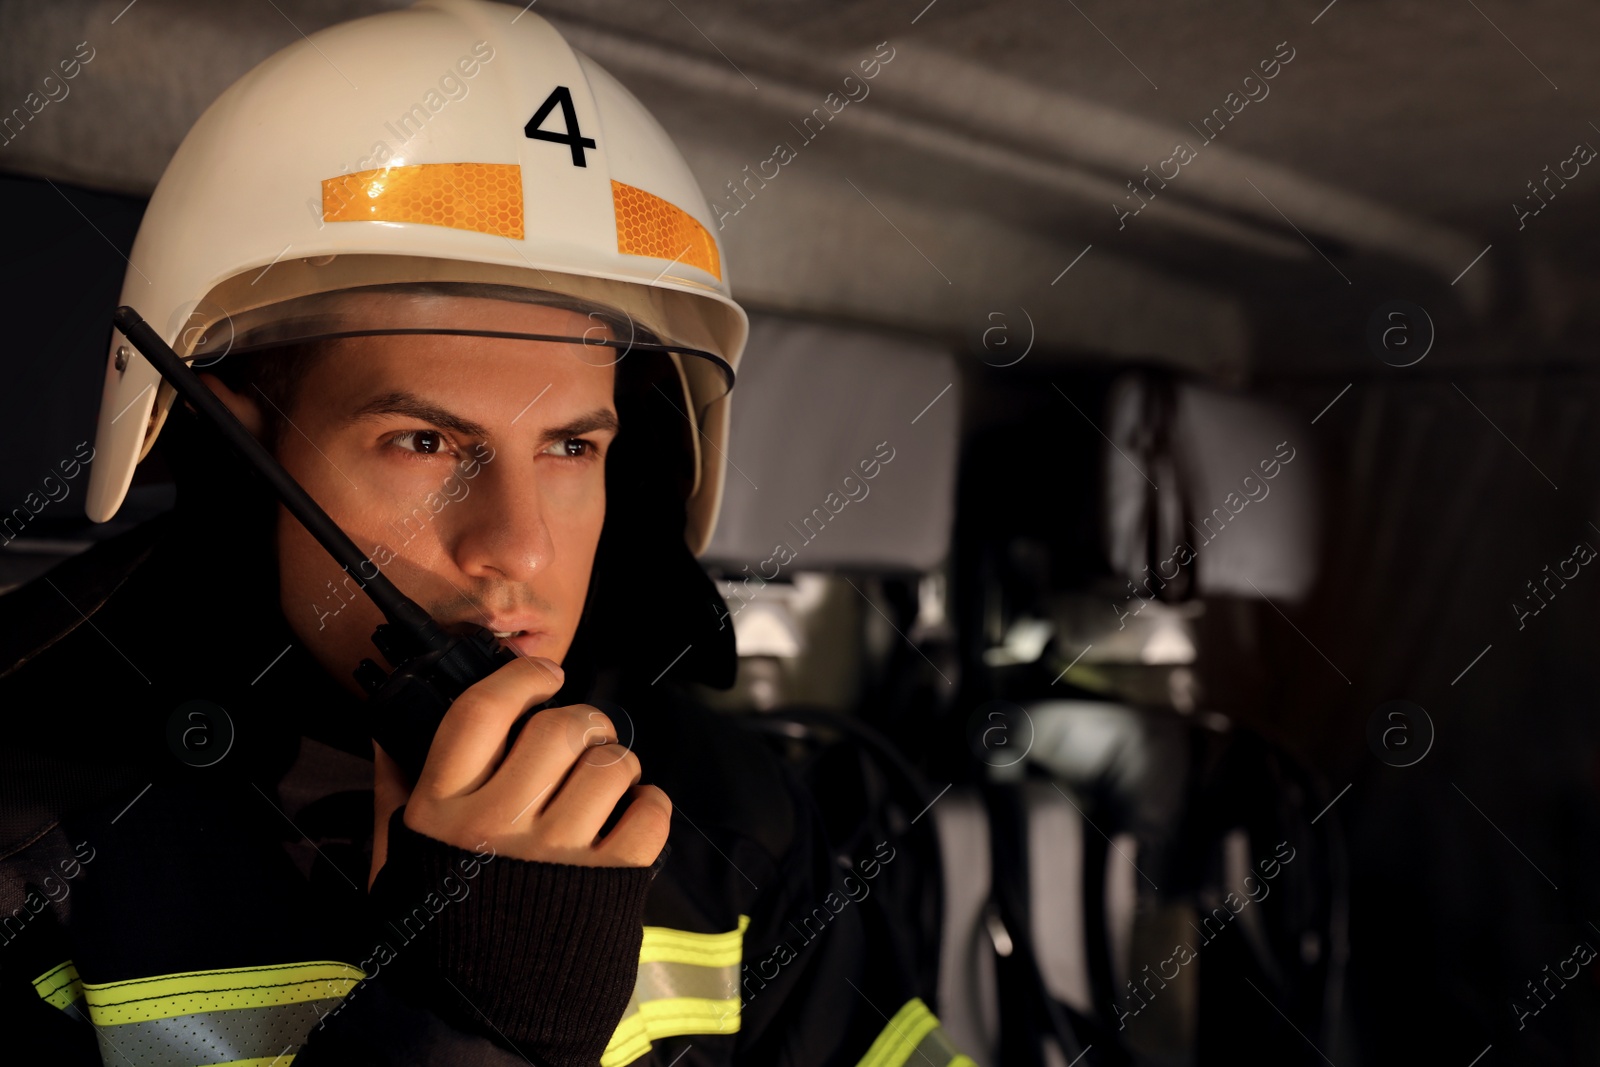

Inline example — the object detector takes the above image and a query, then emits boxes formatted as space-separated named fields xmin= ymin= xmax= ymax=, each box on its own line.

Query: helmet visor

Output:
xmin=184 ymin=281 xmax=734 ymax=426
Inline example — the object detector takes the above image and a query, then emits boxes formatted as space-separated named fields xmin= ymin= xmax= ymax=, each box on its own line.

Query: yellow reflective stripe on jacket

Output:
xmin=34 ymin=960 xmax=85 ymax=1011
xmin=638 ymin=914 xmax=748 ymax=968
xmin=33 ymin=958 xmax=363 ymax=1067
xmin=79 ymin=960 xmax=365 ymax=1025
xmin=855 ymin=998 xmax=977 ymax=1067
xmin=601 ymin=914 xmax=750 ymax=1067
xmin=603 ymin=994 xmax=742 ymax=1066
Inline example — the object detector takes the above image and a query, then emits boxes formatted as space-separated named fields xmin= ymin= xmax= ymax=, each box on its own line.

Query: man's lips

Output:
xmin=494 ymin=630 xmax=550 ymax=657
xmin=456 ymin=619 xmax=551 ymax=658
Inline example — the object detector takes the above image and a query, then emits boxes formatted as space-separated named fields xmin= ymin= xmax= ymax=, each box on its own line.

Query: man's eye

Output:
xmin=546 ymin=438 xmax=598 ymax=460
xmin=392 ymin=430 xmax=450 ymax=455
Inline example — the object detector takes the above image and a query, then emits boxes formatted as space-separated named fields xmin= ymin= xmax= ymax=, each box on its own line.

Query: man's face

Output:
xmin=226 ymin=300 xmax=619 ymax=695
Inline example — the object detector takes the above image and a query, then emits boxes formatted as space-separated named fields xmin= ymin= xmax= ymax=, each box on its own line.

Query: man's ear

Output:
xmin=196 ymin=371 xmax=266 ymax=439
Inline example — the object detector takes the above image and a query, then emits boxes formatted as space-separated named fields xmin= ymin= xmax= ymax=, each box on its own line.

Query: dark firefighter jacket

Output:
xmin=0 ymin=495 xmax=971 ymax=1066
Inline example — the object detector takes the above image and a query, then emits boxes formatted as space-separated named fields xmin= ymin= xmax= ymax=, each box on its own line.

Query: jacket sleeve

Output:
xmin=295 ymin=806 xmax=660 ymax=1067
xmin=0 ymin=909 xmax=102 ymax=1066
xmin=729 ymin=772 xmax=969 ymax=1067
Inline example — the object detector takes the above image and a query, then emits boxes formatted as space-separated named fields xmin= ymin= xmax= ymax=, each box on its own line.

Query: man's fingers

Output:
xmin=536 ymin=744 xmax=642 ymax=844
xmin=594 ymin=784 xmax=672 ymax=868
xmin=414 ymin=656 xmax=565 ymax=799
xmin=487 ymin=705 xmax=619 ymax=824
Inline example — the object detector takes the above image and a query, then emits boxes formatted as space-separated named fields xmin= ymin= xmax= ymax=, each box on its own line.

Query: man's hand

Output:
xmin=369 ymin=656 xmax=671 ymax=888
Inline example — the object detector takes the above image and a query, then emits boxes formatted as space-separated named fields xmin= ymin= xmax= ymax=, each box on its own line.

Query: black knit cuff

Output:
xmin=370 ymin=806 xmax=664 ymax=1066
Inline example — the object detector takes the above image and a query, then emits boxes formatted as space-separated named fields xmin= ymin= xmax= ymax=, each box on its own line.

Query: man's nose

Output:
xmin=449 ymin=461 xmax=552 ymax=583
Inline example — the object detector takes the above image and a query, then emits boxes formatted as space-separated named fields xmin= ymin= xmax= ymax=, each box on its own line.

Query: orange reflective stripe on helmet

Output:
xmin=322 ymin=163 xmax=525 ymax=239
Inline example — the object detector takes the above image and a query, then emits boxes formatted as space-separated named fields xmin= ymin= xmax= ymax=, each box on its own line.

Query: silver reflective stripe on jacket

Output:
xmin=33 ymin=959 xmax=363 ymax=1066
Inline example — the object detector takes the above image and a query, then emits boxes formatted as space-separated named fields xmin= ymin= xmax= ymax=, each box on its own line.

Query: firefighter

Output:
xmin=0 ymin=2 xmax=971 ymax=1064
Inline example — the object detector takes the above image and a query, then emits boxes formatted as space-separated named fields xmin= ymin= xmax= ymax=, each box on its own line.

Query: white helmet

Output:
xmin=86 ymin=0 xmax=747 ymax=557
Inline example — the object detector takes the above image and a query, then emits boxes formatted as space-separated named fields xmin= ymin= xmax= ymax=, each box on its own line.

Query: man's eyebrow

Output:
xmin=347 ymin=390 xmax=618 ymax=444
xmin=538 ymin=407 xmax=620 ymax=445
xmin=348 ymin=391 xmax=490 ymax=438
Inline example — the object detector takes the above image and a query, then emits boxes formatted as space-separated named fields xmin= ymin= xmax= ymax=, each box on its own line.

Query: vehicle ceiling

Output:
xmin=4 ymin=0 xmax=1595 ymax=380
